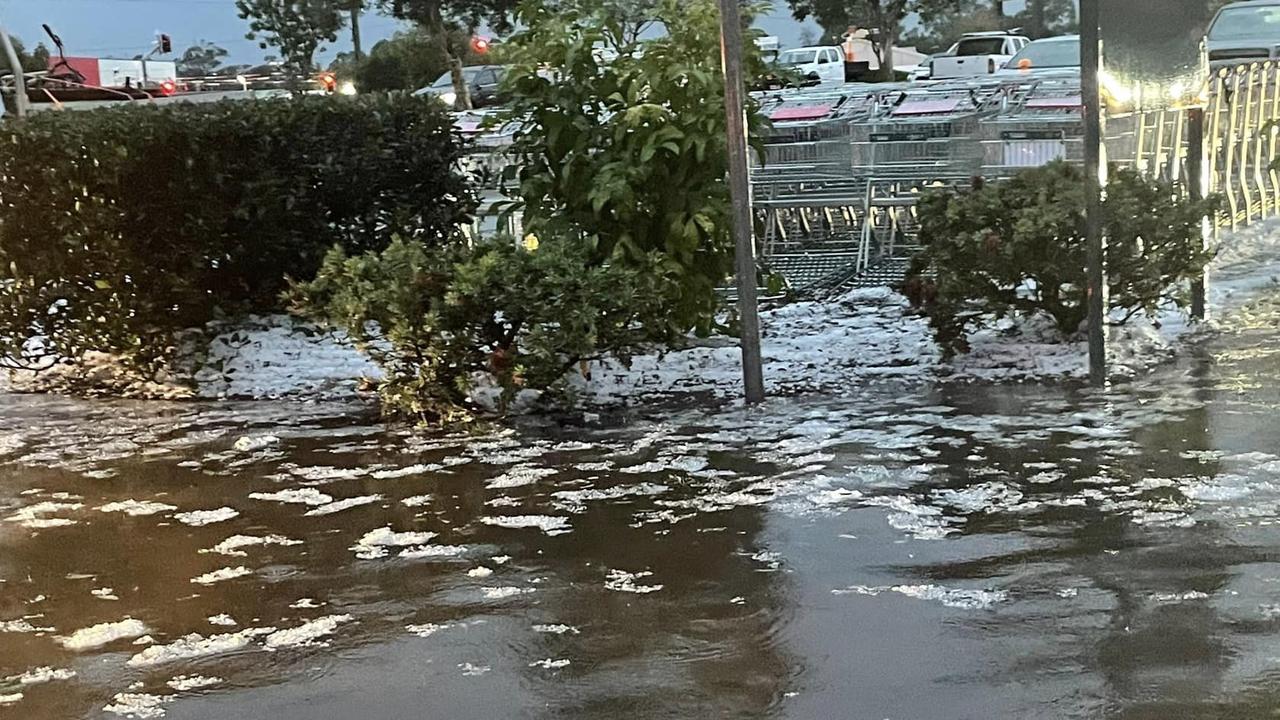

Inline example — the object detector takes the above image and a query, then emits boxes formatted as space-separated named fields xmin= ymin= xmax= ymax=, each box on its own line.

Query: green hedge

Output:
xmin=0 ymin=95 xmax=473 ymax=371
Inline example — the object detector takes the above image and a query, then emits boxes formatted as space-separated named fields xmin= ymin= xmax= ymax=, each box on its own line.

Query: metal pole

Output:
xmin=1187 ymin=106 xmax=1208 ymax=321
xmin=717 ymin=0 xmax=765 ymax=405
xmin=1081 ymin=0 xmax=1107 ymax=387
xmin=0 ymin=25 xmax=30 ymax=118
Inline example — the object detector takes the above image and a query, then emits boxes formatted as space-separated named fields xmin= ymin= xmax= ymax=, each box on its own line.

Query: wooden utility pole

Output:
xmin=1081 ymin=0 xmax=1107 ymax=386
xmin=0 ymin=22 xmax=30 ymax=118
xmin=717 ymin=0 xmax=766 ymax=405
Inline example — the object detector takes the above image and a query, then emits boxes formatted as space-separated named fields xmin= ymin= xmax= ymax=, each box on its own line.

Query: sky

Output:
xmin=0 ymin=0 xmax=824 ymax=67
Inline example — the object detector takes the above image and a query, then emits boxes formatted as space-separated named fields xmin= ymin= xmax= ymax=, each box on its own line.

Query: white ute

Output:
xmin=777 ymin=46 xmax=846 ymax=86
xmin=930 ymin=31 xmax=1030 ymax=80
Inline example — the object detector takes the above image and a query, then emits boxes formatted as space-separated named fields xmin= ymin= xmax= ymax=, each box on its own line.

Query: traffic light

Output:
xmin=159 ymin=34 xmax=172 ymax=54
xmin=470 ymin=36 xmax=490 ymax=55
xmin=318 ymin=72 xmax=337 ymax=93
xmin=158 ymin=80 xmax=177 ymax=96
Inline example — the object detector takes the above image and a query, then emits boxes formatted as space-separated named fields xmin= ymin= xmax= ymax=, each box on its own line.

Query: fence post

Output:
xmin=1081 ymin=0 xmax=1108 ymax=387
xmin=1187 ymin=106 xmax=1208 ymax=321
xmin=717 ymin=0 xmax=765 ymax=405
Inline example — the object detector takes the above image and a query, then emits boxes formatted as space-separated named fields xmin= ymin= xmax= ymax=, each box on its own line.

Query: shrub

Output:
xmin=0 ymin=94 xmax=473 ymax=373
xmin=500 ymin=0 xmax=769 ymax=336
xmin=289 ymin=237 xmax=681 ymax=423
xmin=904 ymin=161 xmax=1218 ymax=358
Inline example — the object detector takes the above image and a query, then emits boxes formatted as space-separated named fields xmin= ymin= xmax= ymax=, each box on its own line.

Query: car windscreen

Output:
xmin=780 ymin=50 xmax=817 ymax=66
xmin=1007 ymin=39 xmax=1080 ymax=69
xmin=431 ymin=67 xmax=485 ymax=88
xmin=1209 ymin=5 xmax=1280 ymax=40
xmin=955 ymin=38 xmax=1006 ymax=56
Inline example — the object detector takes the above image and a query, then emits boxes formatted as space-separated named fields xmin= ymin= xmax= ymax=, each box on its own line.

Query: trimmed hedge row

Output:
xmin=0 ymin=95 xmax=473 ymax=371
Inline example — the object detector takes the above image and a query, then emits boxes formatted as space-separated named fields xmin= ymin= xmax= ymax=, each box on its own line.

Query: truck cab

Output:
xmin=777 ymin=46 xmax=846 ymax=86
xmin=931 ymin=32 xmax=1031 ymax=80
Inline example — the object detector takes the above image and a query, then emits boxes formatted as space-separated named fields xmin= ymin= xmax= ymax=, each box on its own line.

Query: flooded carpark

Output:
xmin=1 ymin=294 xmax=1280 ymax=720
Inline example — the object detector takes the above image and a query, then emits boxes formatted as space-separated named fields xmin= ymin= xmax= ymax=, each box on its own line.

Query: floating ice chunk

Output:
xmin=6 ymin=666 xmax=75 ymax=685
xmin=371 ymin=464 xmax=443 ymax=480
xmin=0 ymin=693 xmax=21 ymax=705
xmin=1056 ymin=588 xmax=1079 ymax=598
xmin=92 ymin=587 xmax=120 ymax=600
xmin=264 ymin=615 xmax=353 ymax=649
xmin=127 ymin=628 xmax=275 ymax=667
xmin=604 ymin=569 xmax=663 ymax=594
xmin=406 ymin=623 xmax=453 ymax=638
xmin=491 ymin=555 xmax=512 ymax=565
xmin=401 ymin=495 xmax=434 ymax=508
xmin=207 ymin=614 xmax=237 ymax=627
xmin=486 ymin=466 xmax=558 ymax=490
xmin=458 ymin=663 xmax=490 ymax=676
xmin=481 ymin=586 xmax=536 ymax=600
xmin=59 ymin=618 xmax=150 ymax=650
xmin=304 ymin=495 xmax=382 ymax=516
xmin=98 ymin=500 xmax=177 ymax=517
xmin=233 ymin=435 xmax=280 ymax=453
xmin=891 ymin=585 xmax=1007 ymax=610
xmin=833 ymin=584 xmax=1007 ymax=609
xmin=532 ymin=624 xmax=579 ymax=635
xmin=166 ymin=675 xmax=222 ymax=691
xmin=173 ymin=507 xmax=239 ymax=527
xmin=5 ymin=501 xmax=83 ymax=528
xmin=133 ymin=635 xmax=155 ymax=645
xmin=351 ymin=527 xmax=438 ymax=559
xmin=288 ymin=466 xmax=368 ymax=482
xmin=398 ymin=545 xmax=467 ymax=559
xmin=289 ymin=599 xmax=321 ymax=609
xmin=103 ymin=692 xmax=172 ymax=718
xmin=203 ymin=534 xmax=301 ymax=557
xmin=1151 ymin=590 xmax=1211 ymax=603
xmin=191 ymin=567 xmax=252 ymax=586
xmin=248 ymin=489 xmax=333 ymax=507
xmin=479 ymin=515 xmax=571 ymax=535
xmin=551 ymin=483 xmax=669 ymax=506
xmin=467 ymin=567 xmax=494 ymax=578
xmin=529 ymin=658 xmax=570 ymax=669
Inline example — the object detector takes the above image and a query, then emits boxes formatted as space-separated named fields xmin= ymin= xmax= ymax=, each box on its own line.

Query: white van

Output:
xmin=777 ymin=46 xmax=846 ymax=86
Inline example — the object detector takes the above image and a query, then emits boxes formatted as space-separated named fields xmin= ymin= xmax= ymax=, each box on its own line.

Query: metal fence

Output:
xmin=455 ymin=61 xmax=1280 ymax=296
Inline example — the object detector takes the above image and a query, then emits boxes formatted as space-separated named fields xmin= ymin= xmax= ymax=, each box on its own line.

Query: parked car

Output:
xmin=994 ymin=35 xmax=1080 ymax=78
xmin=909 ymin=52 xmax=951 ymax=82
xmin=777 ymin=46 xmax=846 ymax=86
xmin=1204 ymin=0 xmax=1280 ymax=71
xmin=414 ymin=65 xmax=506 ymax=108
xmin=931 ymin=31 xmax=1031 ymax=79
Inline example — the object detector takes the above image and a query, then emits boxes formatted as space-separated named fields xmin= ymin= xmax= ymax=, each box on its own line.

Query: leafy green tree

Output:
xmin=376 ymin=0 xmax=518 ymax=109
xmin=4 ymin=36 xmax=51 ymax=74
xmin=235 ymin=0 xmax=346 ymax=84
xmin=903 ymin=162 xmax=1218 ymax=357
xmin=503 ymin=0 xmax=769 ymax=333
xmin=176 ymin=41 xmax=230 ymax=77
xmin=787 ymin=0 xmax=965 ymax=79
xmin=330 ymin=26 xmax=479 ymax=92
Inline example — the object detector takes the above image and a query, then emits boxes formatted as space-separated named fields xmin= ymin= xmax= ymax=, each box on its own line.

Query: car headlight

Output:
xmin=441 ymin=91 xmax=457 ymax=106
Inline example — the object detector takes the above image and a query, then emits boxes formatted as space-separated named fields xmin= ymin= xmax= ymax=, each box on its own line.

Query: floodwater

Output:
xmin=2 ymin=295 xmax=1280 ymax=720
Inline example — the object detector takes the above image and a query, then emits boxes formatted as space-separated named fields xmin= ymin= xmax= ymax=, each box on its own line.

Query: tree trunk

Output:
xmin=1027 ymin=0 xmax=1048 ymax=37
xmin=425 ymin=1 xmax=471 ymax=110
xmin=351 ymin=0 xmax=363 ymax=61
xmin=879 ymin=22 xmax=897 ymax=82
xmin=992 ymin=0 xmax=1004 ymax=16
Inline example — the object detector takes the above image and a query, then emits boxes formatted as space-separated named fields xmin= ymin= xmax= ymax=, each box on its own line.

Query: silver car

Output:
xmin=1205 ymin=0 xmax=1280 ymax=70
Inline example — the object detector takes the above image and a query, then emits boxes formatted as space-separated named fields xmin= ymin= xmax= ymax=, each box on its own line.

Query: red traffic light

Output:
xmin=318 ymin=72 xmax=337 ymax=92
xmin=158 ymin=80 xmax=177 ymax=96
xmin=470 ymin=36 xmax=490 ymax=54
